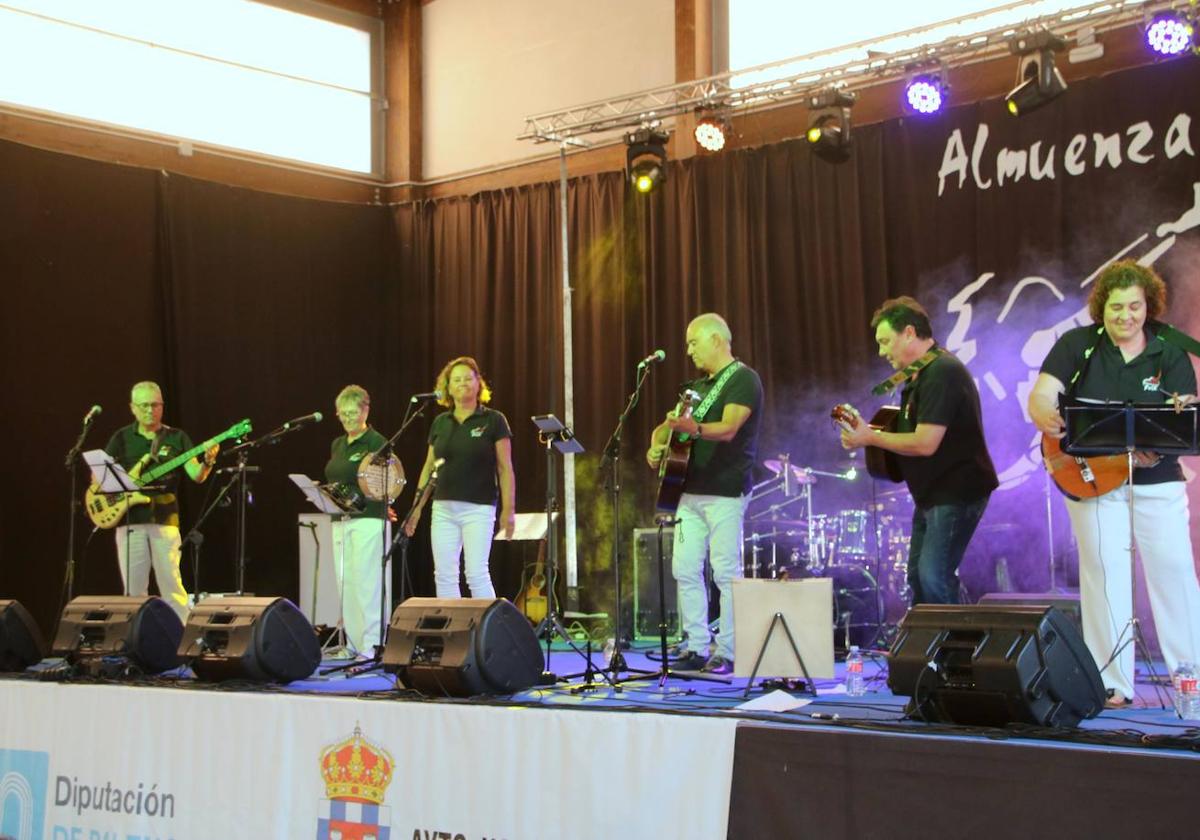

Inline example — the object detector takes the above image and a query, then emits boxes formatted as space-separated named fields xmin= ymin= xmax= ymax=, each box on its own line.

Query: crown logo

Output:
xmin=319 ymin=724 xmax=395 ymax=804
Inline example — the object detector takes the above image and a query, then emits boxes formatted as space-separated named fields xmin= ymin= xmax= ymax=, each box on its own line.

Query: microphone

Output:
xmin=82 ymin=405 xmax=102 ymax=425
xmin=637 ymin=349 xmax=666 ymax=368
xmin=410 ymin=390 xmax=445 ymax=402
xmin=281 ymin=411 xmax=323 ymax=430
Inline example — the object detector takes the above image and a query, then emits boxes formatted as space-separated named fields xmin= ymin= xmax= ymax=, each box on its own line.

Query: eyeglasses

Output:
xmin=132 ymin=401 xmax=163 ymax=410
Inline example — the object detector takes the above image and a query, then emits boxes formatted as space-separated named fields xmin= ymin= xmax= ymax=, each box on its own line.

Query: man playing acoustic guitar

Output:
xmin=1028 ymin=260 xmax=1200 ymax=707
xmin=104 ymin=381 xmax=219 ymax=621
xmin=646 ymin=313 xmax=762 ymax=675
xmin=838 ymin=296 xmax=997 ymax=606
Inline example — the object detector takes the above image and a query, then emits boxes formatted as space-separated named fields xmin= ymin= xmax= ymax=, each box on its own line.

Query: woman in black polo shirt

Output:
xmin=404 ymin=356 xmax=516 ymax=598
xmin=1029 ymin=260 xmax=1200 ymax=706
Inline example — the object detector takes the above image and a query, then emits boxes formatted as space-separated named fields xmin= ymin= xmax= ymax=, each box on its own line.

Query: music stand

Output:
xmin=289 ymin=473 xmax=356 ymax=659
xmin=83 ymin=450 xmax=161 ymax=597
xmin=1061 ymin=397 xmax=1200 ymax=707
xmin=531 ymin=414 xmax=614 ymax=687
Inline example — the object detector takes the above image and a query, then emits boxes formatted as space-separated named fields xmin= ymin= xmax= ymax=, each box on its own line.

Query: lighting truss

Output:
xmin=518 ymin=0 xmax=1174 ymax=145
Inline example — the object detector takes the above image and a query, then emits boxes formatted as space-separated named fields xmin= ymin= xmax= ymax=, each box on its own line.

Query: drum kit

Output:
xmin=744 ymin=453 xmax=913 ymax=649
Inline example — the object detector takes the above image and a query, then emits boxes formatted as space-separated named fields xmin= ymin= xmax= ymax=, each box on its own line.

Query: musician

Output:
xmin=104 ymin=381 xmax=218 ymax=621
xmin=839 ymin=297 xmax=997 ymax=606
xmin=324 ymin=384 xmax=391 ymax=655
xmin=646 ymin=313 xmax=763 ymax=675
xmin=1028 ymin=260 xmax=1200 ymax=706
xmin=405 ymin=357 xmax=515 ymax=598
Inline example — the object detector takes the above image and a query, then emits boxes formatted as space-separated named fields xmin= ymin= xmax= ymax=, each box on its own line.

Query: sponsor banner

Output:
xmin=0 ymin=681 xmax=736 ymax=839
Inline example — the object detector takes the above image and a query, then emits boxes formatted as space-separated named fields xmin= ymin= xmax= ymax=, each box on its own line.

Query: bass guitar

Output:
xmin=1039 ymin=435 xmax=1128 ymax=499
xmin=831 ymin=404 xmax=903 ymax=482
xmin=84 ymin=419 xmax=253 ymax=529
xmin=655 ymin=389 xmax=702 ymax=516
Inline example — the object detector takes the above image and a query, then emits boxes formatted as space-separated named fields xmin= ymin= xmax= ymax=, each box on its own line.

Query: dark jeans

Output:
xmin=907 ymin=495 xmax=990 ymax=605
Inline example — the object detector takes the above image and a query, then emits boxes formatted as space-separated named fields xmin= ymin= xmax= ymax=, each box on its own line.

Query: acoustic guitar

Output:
xmin=514 ymin=542 xmax=548 ymax=625
xmin=84 ymin=419 xmax=252 ymax=529
xmin=654 ymin=389 xmax=702 ymax=516
xmin=831 ymin=404 xmax=904 ymax=482
xmin=1039 ymin=435 xmax=1128 ymax=499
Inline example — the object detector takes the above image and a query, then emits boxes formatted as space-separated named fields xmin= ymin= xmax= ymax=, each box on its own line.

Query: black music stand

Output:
xmin=531 ymin=414 xmax=614 ymax=688
xmin=1061 ymin=397 xmax=1200 ymax=707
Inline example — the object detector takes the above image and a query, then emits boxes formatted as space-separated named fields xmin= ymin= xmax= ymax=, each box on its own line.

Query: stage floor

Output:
xmin=6 ymin=642 xmax=1200 ymax=839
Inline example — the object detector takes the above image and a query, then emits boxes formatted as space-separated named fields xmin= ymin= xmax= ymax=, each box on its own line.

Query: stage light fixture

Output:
xmin=806 ymin=89 xmax=856 ymax=163
xmin=694 ymin=115 xmax=729 ymax=152
xmin=1005 ymin=32 xmax=1068 ymax=117
xmin=1146 ymin=10 xmax=1195 ymax=56
xmin=625 ymin=127 xmax=669 ymax=194
xmin=904 ymin=66 xmax=948 ymax=115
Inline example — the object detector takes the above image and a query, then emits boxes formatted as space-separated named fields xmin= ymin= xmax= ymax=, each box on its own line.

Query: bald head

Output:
xmin=685 ymin=312 xmax=735 ymax=374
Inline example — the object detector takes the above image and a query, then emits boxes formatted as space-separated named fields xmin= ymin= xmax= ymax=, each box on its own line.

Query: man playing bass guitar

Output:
xmin=104 ymin=381 xmax=218 ymax=621
xmin=838 ymin=296 xmax=997 ymax=606
xmin=646 ymin=313 xmax=762 ymax=675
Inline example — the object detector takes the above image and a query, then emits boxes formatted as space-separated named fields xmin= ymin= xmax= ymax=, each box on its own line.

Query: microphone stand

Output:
xmin=596 ymin=362 xmax=656 ymax=683
xmin=59 ymin=411 xmax=99 ymax=633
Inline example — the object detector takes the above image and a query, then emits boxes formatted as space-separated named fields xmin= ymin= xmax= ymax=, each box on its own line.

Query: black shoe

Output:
xmin=673 ymin=651 xmax=708 ymax=671
xmin=702 ymin=655 xmax=734 ymax=676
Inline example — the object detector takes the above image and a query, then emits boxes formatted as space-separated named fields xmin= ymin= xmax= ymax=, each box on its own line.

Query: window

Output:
xmin=0 ymin=0 xmax=382 ymax=173
xmin=729 ymin=1 xmax=1092 ymax=86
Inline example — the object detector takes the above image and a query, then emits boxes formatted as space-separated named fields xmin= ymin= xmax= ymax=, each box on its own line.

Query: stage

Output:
xmin=3 ymin=644 xmax=1199 ymax=840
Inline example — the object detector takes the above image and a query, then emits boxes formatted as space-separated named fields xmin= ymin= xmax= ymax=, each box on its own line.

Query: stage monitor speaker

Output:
xmin=179 ymin=596 xmax=320 ymax=683
xmin=887 ymin=604 xmax=1105 ymax=728
xmin=383 ymin=597 xmax=543 ymax=697
xmin=0 ymin=599 xmax=48 ymax=671
xmin=52 ymin=595 xmax=182 ymax=674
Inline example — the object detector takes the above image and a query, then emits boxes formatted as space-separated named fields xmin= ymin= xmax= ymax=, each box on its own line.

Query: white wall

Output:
xmin=422 ymin=0 xmax=675 ymax=180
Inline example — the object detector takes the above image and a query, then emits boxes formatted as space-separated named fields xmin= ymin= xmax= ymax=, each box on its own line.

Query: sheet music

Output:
xmin=494 ymin=512 xmax=559 ymax=541
xmin=288 ymin=474 xmax=344 ymax=514
xmin=82 ymin=449 xmax=140 ymax=493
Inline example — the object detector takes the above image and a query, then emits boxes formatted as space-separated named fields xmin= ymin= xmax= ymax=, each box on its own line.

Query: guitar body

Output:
xmin=832 ymin=404 xmax=904 ymax=482
xmin=655 ymin=390 xmax=701 ymax=517
xmin=1040 ymin=435 xmax=1128 ymax=499
xmin=514 ymin=542 xmax=549 ymax=625
xmin=83 ymin=419 xmax=252 ymax=529
xmin=84 ymin=458 xmax=152 ymax=529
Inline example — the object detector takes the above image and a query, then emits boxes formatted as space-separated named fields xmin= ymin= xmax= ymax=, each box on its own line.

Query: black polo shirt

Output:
xmin=324 ymin=427 xmax=389 ymax=519
xmin=1041 ymin=325 xmax=1196 ymax=485
xmin=682 ymin=362 xmax=764 ymax=498
xmin=428 ymin=406 xmax=512 ymax=505
xmin=895 ymin=350 xmax=998 ymax=507
xmin=105 ymin=423 xmax=195 ymax=527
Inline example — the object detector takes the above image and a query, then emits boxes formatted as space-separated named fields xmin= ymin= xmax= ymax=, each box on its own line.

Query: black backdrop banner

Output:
xmin=2 ymin=56 xmax=1198 ymax=641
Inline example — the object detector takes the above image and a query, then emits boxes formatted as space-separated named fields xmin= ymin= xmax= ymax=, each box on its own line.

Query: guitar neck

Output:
xmin=141 ymin=430 xmax=232 ymax=483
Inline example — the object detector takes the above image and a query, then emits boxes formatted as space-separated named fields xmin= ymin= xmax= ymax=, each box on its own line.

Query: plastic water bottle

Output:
xmin=1173 ymin=662 xmax=1200 ymax=719
xmin=602 ymin=637 xmax=616 ymax=667
xmin=845 ymin=645 xmax=865 ymax=697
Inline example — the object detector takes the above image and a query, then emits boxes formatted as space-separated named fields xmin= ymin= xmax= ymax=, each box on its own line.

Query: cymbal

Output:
xmin=762 ymin=459 xmax=817 ymax=484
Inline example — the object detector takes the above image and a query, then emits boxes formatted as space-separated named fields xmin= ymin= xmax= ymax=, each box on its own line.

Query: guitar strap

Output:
xmin=870 ymin=347 xmax=944 ymax=396
xmin=1150 ymin=320 xmax=1200 ymax=359
xmin=689 ymin=361 xmax=743 ymax=429
xmin=1064 ymin=327 xmax=1106 ymax=399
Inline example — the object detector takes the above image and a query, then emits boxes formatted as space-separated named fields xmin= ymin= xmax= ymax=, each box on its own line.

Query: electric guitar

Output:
xmin=1040 ymin=435 xmax=1128 ymax=499
xmin=831 ymin=404 xmax=903 ymax=482
xmin=84 ymin=419 xmax=253 ymax=529
xmin=655 ymin=389 xmax=702 ymax=516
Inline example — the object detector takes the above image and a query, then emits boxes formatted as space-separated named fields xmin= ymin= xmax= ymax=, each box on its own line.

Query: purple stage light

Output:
xmin=905 ymin=78 xmax=944 ymax=115
xmin=1146 ymin=13 xmax=1193 ymax=56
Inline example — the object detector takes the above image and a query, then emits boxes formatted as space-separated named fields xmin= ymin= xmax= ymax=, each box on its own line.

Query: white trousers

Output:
xmin=331 ymin=517 xmax=392 ymax=654
xmin=115 ymin=524 xmax=189 ymax=622
xmin=672 ymin=493 xmax=747 ymax=660
xmin=1067 ymin=481 xmax=1200 ymax=698
xmin=430 ymin=500 xmax=497 ymax=599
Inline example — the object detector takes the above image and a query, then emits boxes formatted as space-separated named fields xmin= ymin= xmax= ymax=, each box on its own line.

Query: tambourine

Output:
xmin=356 ymin=448 xmax=406 ymax=502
